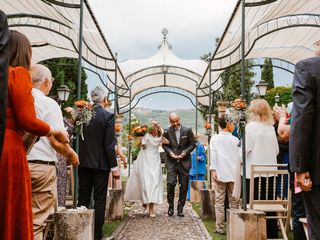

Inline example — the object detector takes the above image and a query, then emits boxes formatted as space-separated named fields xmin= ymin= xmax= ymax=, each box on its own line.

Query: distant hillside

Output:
xmin=122 ymin=108 xmax=205 ymax=134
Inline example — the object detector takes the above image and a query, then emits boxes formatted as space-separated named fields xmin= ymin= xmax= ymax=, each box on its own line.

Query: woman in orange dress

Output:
xmin=0 ymin=30 xmax=69 ymax=240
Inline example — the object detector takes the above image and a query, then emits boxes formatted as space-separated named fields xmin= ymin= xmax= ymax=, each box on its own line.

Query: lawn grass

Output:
xmin=103 ymin=220 xmax=122 ymax=237
xmin=102 ymin=204 xmax=131 ymax=238
xmin=192 ymin=203 xmax=226 ymax=240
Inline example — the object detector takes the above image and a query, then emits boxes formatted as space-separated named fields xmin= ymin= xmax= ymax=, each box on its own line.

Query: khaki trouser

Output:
xmin=213 ymin=179 xmax=239 ymax=233
xmin=29 ymin=163 xmax=57 ymax=240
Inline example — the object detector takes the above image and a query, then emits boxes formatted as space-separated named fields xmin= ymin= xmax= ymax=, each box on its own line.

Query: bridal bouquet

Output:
xmin=131 ymin=125 xmax=148 ymax=137
xmin=73 ymin=100 xmax=95 ymax=140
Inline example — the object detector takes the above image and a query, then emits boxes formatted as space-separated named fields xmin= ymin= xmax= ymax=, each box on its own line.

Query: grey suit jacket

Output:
xmin=162 ymin=125 xmax=196 ymax=171
xmin=0 ymin=11 xmax=9 ymax=158
xmin=289 ymin=56 xmax=320 ymax=186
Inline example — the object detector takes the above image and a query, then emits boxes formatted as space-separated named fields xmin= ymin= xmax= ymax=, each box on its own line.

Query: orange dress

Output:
xmin=0 ymin=67 xmax=50 ymax=240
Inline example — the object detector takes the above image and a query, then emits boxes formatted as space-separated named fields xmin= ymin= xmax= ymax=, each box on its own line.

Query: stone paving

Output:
xmin=113 ymin=201 xmax=212 ymax=240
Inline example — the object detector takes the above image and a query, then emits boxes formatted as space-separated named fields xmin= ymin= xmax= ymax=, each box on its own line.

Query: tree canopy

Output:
xmin=261 ymin=58 xmax=274 ymax=90
xmin=40 ymin=58 xmax=88 ymax=107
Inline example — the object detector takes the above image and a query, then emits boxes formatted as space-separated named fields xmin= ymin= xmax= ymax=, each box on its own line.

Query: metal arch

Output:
xmin=83 ymin=66 xmax=129 ymax=92
xmin=8 ymin=14 xmax=115 ymax=62
xmin=126 ymin=65 xmax=202 ymax=80
xmin=82 ymin=67 xmax=130 ymax=99
xmin=200 ymin=20 xmax=320 ymax=88
xmin=119 ymin=87 xmax=205 ymax=114
xmin=41 ymin=0 xmax=81 ymax=8
xmin=42 ymin=0 xmax=128 ymax=85
xmin=211 ymin=14 xmax=320 ymax=63
xmin=120 ymin=86 xmax=196 ymax=109
xmin=7 ymin=11 xmax=128 ymax=88
xmin=83 ymin=0 xmax=127 ymax=87
xmin=199 ymin=0 xmax=242 ymax=84
xmin=196 ymin=57 xmax=295 ymax=98
xmin=10 ymin=23 xmax=117 ymax=73
xmin=129 ymin=72 xmax=199 ymax=88
xmin=199 ymin=13 xmax=320 ymax=87
xmin=244 ymin=0 xmax=278 ymax=7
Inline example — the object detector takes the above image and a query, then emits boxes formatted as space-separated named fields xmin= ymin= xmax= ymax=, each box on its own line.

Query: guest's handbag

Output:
xmin=23 ymin=132 xmax=39 ymax=154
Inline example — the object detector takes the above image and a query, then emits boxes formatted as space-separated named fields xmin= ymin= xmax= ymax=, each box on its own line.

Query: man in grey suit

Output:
xmin=163 ymin=112 xmax=196 ymax=217
xmin=0 ymin=10 xmax=9 ymax=158
xmin=290 ymin=44 xmax=320 ymax=240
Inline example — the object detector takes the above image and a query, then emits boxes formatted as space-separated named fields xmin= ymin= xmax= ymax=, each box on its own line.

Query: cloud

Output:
xmin=89 ymin=0 xmax=238 ymax=60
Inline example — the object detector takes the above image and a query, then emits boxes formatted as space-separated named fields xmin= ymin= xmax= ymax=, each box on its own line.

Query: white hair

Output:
xmin=31 ymin=64 xmax=51 ymax=85
xmin=91 ymin=86 xmax=107 ymax=104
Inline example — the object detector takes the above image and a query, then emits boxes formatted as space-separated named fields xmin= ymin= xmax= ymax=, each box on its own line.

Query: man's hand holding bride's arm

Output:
xmin=177 ymin=151 xmax=186 ymax=159
xmin=161 ymin=136 xmax=169 ymax=145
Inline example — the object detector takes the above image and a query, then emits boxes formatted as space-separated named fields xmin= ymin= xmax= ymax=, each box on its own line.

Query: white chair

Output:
xmin=248 ymin=164 xmax=291 ymax=240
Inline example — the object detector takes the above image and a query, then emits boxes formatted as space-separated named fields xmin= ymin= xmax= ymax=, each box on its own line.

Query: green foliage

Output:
xmin=261 ymin=58 xmax=274 ymax=90
xmin=200 ymin=52 xmax=212 ymax=63
xmin=222 ymin=60 xmax=256 ymax=102
xmin=40 ymin=58 xmax=88 ymax=107
xmin=264 ymin=86 xmax=292 ymax=107
xmin=192 ymin=203 xmax=226 ymax=240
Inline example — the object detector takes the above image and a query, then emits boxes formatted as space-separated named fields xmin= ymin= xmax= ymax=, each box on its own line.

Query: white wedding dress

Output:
xmin=124 ymin=133 xmax=163 ymax=204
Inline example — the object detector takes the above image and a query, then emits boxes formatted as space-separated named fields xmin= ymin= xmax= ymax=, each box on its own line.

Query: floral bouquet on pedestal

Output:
xmin=73 ymin=100 xmax=95 ymax=140
xmin=225 ymin=98 xmax=247 ymax=137
xmin=204 ymin=121 xmax=212 ymax=136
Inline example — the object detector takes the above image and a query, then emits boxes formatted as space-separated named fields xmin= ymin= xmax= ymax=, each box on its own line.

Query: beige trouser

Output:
xmin=213 ymin=179 xmax=239 ymax=232
xmin=29 ymin=163 xmax=57 ymax=240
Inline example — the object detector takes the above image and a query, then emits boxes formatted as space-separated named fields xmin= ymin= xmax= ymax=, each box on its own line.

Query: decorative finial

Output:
xmin=161 ymin=28 xmax=169 ymax=40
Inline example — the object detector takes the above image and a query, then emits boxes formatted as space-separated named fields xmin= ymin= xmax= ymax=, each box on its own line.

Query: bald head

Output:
xmin=169 ymin=112 xmax=181 ymax=129
xmin=31 ymin=64 xmax=53 ymax=96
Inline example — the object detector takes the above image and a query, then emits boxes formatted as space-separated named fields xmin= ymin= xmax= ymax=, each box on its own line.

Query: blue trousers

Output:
xmin=187 ymin=174 xmax=206 ymax=200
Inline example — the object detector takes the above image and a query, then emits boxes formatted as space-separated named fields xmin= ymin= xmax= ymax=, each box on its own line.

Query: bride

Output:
xmin=124 ymin=122 xmax=168 ymax=217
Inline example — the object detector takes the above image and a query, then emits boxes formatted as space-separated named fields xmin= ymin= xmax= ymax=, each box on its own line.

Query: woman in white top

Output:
xmin=124 ymin=123 xmax=168 ymax=217
xmin=245 ymin=99 xmax=279 ymax=238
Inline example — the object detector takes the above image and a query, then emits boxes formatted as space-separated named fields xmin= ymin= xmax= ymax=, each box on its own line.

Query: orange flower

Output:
xmin=204 ymin=122 xmax=212 ymax=129
xmin=231 ymin=98 xmax=247 ymax=110
xmin=127 ymin=134 xmax=134 ymax=141
xmin=115 ymin=123 xmax=122 ymax=132
xmin=75 ymin=100 xmax=87 ymax=108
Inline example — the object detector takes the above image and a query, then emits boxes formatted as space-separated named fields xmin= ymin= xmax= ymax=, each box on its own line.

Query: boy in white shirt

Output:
xmin=210 ymin=116 xmax=241 ymax=234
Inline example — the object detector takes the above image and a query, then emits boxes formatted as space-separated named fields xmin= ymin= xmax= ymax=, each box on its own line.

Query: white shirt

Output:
xmin=210 ymin=132 xmax=241 ymax=182
xmin=27 ymin=88 xmax=65 ymax=162
xmin=174 ymin=126 xmax=181 ymax=144
xmin=245 ymin=121 xmax=279 ymax=178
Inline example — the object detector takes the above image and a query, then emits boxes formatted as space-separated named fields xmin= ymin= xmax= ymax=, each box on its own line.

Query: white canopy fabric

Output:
xmin=200 ymin=0 xmax=320 ymax=105
xmin=3 ymin=0 xmax=320 ymax=110
xmin=117 ymin=38 xmax=208 ymax=111
xmin=3 ymin=0 xmax=127 ymax=89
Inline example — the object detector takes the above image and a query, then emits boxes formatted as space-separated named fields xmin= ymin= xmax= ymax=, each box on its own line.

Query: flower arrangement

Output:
xmin=73 ymin=100 xmax=95 ymax=140
xmin=225 ymin=98 xmax=247 ymax=137
xmin=204 ymin=122 xmax=212 ymax=129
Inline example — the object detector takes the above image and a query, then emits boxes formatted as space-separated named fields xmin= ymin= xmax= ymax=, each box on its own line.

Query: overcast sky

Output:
xmin=87 ymin=0 xmax=292 ymax=110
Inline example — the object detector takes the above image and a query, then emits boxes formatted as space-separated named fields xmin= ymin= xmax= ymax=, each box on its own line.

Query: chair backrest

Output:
xmin=249 ymin=164 xmax=291 ymax=209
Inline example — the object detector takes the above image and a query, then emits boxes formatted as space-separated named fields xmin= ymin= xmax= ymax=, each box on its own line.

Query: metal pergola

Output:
xmin=3 ymin=0 xmax=320 ymax=210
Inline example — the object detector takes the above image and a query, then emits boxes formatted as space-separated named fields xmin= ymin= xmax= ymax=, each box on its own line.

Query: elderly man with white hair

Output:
xmin=78 ymin=86 xmax=119 ymax=240
xmin=28 ymin=64 xmax=79 ymax=240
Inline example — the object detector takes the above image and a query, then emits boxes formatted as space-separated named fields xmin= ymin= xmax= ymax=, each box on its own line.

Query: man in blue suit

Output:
xmin=78 ymin=86 xmax=119 ymax=240
xmin=187 ymin=136 xmax=207 ymax=201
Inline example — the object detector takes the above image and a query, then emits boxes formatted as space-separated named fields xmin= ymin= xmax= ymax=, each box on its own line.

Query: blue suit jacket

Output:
xmin=189 ymin=142 xmax=207 ymax=176
xmin=79 ymin=105 xmax=117 ymax=171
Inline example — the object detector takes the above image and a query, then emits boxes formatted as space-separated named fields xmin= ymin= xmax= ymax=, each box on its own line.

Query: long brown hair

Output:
xmin=9 ymin=30 xmax=32 ymax=70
